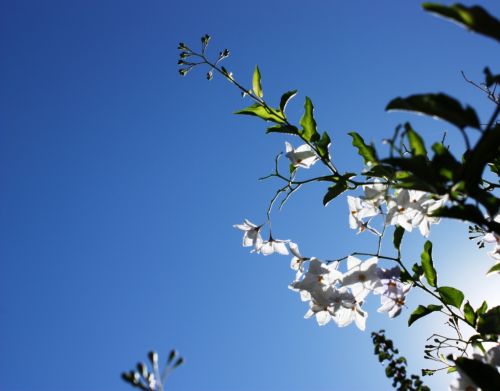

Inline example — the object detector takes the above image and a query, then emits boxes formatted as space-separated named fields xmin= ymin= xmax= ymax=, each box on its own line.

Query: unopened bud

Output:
xmin=148 ymin=351 xmax=158 ymax=364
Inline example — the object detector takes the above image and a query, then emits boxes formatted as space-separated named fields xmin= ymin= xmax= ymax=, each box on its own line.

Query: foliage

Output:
xmin=371 ymin=330 xmax=430 ymax=391
xmin=178 ymin=2 xmax=500 ymax=390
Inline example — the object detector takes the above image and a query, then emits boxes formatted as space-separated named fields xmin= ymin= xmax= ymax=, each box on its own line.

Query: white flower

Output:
xmin=289 ymin=242 xmax=307 ymax=279
xmin=342 ymin=256 xmax=381 ymax=299
xmin=285 ymin=142 xmax=319 ymax=169
xmin=376 ymin=282 xmax=412 ymax=318
xmin=304 ymin=286 xmax=339 ymax=326
xmin=233 ymin=219 xmax=263 ymax=250
xmin=386 ymin=190 xmax=444 ymax=236
xmin=257 ymin=236 xmax=289 ymax=256
xmin=331 ymin=288 xmax=369 ymax=331
xmin=347 ymin=196 xmax=380 ymax=235
xmin=362 ymin=180 xmax=387 ymax=206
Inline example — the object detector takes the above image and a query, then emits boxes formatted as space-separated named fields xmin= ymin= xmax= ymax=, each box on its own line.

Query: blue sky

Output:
xmin=1 ymin=1 xmax=499 ymax=390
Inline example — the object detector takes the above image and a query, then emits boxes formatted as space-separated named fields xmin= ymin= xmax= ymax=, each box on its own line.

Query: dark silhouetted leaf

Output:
xmin=484 ymin=67 xmax=500 ymax=88
xmin=316 ymin=132 xmax=331 ymax=160
xmin=423 ymin=3 xmax=500 ymax=43
xmin=437 ymin=286 xmax=464 ymax=308
xmin=386 ymin=93 xmax=480 ymax=130
xmin=455 ymin=357 xmax=500 ymax=390
xmin=477 ymin=306 xmax=500 ymax=335
xmin=408 ymin=305 xmax=443 ymax=326
xmin=266 ymin=124 xmax=299 ymax=135
xmin=280 ymin=90 xmax=297 ymax=114
xmin=393 ymin=226 xmax=405 ymax=251
xmin=323 ymin=180 xmax=348 ymax=206
xmin=421 ymin=241 xmax=437 ymax=287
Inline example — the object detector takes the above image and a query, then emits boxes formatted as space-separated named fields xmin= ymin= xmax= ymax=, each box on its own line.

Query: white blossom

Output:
xmin=285 ymin=142 xmax=319 ymax=169
xmin=233 ymin=219 xmax=263 ymax=251
xmin=362 ymin=180 xmax=387 ymax=206
xmin=342 ymin=256 xmax=381 ymax=299
xmin=347 ymin=196 xmax=380 ymax=235
xmin=257 ymin=236 xmax=289 ymax=256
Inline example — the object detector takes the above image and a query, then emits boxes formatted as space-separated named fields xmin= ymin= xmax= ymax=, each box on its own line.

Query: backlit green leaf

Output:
xmin=235 ymin=103 xmax=284 ymax=123
xmin=437 ymin=286 xmax=464 ymax=308
xmin=421 ymin=240 xmax=437 ymax=287
xmin=486 ymin=263 xmax=500 ymax=276
xmin=463 ymin=301 xmax=476 ymax=327
xmin=408 ymin=304 xmax=443 ymax=326
xmin=349 ymin=132 xmax=378 ymax=164
xmin=405 ymin=123 xmax=427 ymax=156
xmin=299 ymin=97 xmax=320 ymax=142
xmin=422 ymin=3 xmax=500 ymax=43
xmin=386 ymin=93 xmax=480 ymax=130
xmin=252 ymin=65 xmax=263 ymax=98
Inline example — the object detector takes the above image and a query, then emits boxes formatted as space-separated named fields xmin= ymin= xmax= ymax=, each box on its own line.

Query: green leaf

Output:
xmin=477 ymin=306 xmax=500 ymax=335
xmin=486 ymin=263 xmax=500 ymax=276
xmin=455 ymin=357 xmax=500 ymax=391
xmin=462 ymin=124 xmax=500 ymax=208
xmin=266 ymin=124 xmax=299 ymax=135
xmin=476 ymin=301 xmax=488 ymax=318
xmin=463 ymin=301 xmax=476 ymax=327
xmin=348 ymin=132 xmax=378 ymax=164
xmin=437 ymin=286 xmax=464 ymax=309
xmin=447 ymin=366 xmax=457 ymax=374
xmin=408 ymin=304 xmax=443 ymax=326
xmin=405 ymin=123 xmax=427 ymax=157
xmin=323 ymin=180 xmax=348 ymax=206
xmin=235 ymin=103 xmax=284 ymax=123
xmin=279 ymin=90 xmax=297 ymax=114
xmin=422 ymin=3 xmax=500 ymax=43
xmin=316 ymin=132 xmax=331 ymax=160
xmin=432 ymin=204 xmax=487 ymax=227
xmin=386 ymin=93 xmax=480 ymax=130
xmin=421 ymin=240 xmax=437 ymax=287
xmin=299 ymin=97 xmax=319 ymax=142
xmin=431 ymin=142 xmax=461 ymax=182
xmin=393 ymin=226 xmax=405 ymax=251
xmin=252 ymin=65 xmax=263 ymax=98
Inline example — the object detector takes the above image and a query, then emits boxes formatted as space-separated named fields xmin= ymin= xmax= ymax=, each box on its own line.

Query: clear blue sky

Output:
xmin=1 ymin=1 xmax=499 ymax=390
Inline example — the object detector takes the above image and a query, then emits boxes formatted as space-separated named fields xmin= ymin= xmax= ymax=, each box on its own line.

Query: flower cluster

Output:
xmin=233 ymin=221 xmax=413 ymax=331
xmin=348 ymin=183 xmax=447 ymax=238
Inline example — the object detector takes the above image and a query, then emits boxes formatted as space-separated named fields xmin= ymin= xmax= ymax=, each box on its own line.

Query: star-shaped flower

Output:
xmin=285 ymin=142 xmax=319 ymax=169
xmin=233 ymin=219 xmax=263 ymax=251
xmin=342 ymin=256 xmax=381 ymax=299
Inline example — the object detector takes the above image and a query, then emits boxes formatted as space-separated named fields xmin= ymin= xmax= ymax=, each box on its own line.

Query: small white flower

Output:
xmin=347 ymin=196 xmax=380 ymax=235
xmin=376 ymin=282 xmax=412 ymax=318
xmin=285 ymin=142 xmax=319 ymax=169
xmin=233 ymin=219 xmax=263 ymax=250
xmin=483 ymin=214 xmax=500 ymax=261
xmin=290 ymin=258 xmax=342 ymax=302
xmin=342 ymin=256 xmax=381 ymax=299
xmin=362 ymin=180 xmax=388 ymax=206
xmin=331 ymin=289 xmax=369 ymax=331
xmin=257 ymin=235 xmax=289 ymax=256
